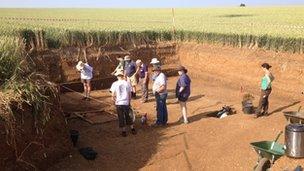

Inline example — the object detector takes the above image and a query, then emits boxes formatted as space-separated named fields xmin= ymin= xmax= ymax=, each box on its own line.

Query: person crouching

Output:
xmin=110 ymin=69 xmax=136 ymax=137
xmin=76 ymin=61 xmax=93 ymax=101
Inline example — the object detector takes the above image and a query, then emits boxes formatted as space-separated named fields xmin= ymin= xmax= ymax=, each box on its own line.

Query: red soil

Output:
xmin=47 ymin=42 xmax=304 ymax=170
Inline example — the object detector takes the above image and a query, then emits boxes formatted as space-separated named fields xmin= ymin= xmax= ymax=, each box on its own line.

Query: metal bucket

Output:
xmin=285 ymin=124 xmax=304 ymax=158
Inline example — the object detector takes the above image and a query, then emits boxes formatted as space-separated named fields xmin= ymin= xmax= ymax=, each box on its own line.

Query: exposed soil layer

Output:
xmin=34 ymin=42 xmax=178 ymax=84
xmin=0 ymin=96 xmax=72 ymax=170
xmin=46 ymin=42 xmax=304 ymax=170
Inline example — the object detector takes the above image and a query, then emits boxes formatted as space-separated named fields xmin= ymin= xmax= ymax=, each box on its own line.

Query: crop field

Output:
xmin=0 ymin=7 xmax=304 ymax=38
xmin=0 ymin=7 xmax=304 ymax=79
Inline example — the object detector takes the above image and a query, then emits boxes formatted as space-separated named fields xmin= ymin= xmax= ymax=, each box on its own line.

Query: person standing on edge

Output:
xmin=110 ymin=69 xmax=136 ymax=137
xmin=124 ymin=55 xmax=137 ymax=99
xmin=176 ymin=66 xmax=191 ymax=124
xmin=76 ymin=61 xmax=93 ymax=101
xmin=136 ymin=59 xmax=149 ymax=103
xmin=152 ymin=65 xmax=168 ymax=126
xmin=255 ymin=63 xmax=274 ymax=118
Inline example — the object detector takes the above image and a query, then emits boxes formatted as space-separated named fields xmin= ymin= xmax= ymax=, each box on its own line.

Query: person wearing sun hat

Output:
xmin=255 ymin=63 xmax=275 ymax=118
xmin=111 ymin=57 xmax=125 ymax=76
xmin=152 ymin=65 xmax=168 ymax=126
xmin=175 ymin=65 xmax=191 ymax=124
xmin=150 ymin=57 xmax=161 ymax=82
xmin=124 ymin=55 xmax=138 ymax=99
xmin=110 ymin=69 xmax=136 ymax=137
xmin=76 ymin=61 xmax=93 ymax=101
xmin=150 ymin=57 xmax=161 ymax=67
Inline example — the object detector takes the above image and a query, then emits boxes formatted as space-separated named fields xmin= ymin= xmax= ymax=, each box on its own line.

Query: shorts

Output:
xmin=116 ymin=105 xmax=133 ymax=128
xmin=127 ymin=74 xmax=137 ymax=86
xmin=81 ymin=79 xmax=91 ymax=84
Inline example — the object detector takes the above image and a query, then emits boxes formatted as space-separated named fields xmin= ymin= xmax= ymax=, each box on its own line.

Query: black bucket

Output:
xmin=70 ymin=130 xmax=79 ymax=147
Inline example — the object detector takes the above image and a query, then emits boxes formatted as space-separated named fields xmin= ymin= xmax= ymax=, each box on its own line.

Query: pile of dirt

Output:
xmin=0 ymin=95 xmax=72 ymax=170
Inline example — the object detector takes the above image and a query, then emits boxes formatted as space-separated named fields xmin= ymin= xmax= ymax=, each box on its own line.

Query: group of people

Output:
xmin=76 ymin=57 xmax=274 ymax=137
xmin=109 ymin=56 xmax=192 ymax=136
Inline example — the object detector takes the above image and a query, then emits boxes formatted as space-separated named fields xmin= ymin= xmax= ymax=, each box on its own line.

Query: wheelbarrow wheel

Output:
xmin=254 ymin=158 xmax=271 ymax=171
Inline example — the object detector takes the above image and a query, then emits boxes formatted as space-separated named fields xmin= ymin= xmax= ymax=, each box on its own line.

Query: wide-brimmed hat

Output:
xmin=152 ymin=65 xmax=161 ymax=71
xmin=114 ymin=69 xmax=124 ymax=76
xmin=177 ymin=65 xmax=188 ymax=73
xmin=76 ymin=61 xmax=84 ymax=71
xmin=124 ymin=55 xmax=131 ymax=61
xmin=150 ymin=58 xmax=160 ymax=64
xmin=261 ymin=63 xmax=272 ymax=69
xmin=117 ymin=58 xmax=124 ymax=62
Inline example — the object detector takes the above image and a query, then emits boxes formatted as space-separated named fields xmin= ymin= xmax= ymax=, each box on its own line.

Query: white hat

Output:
xmin=114 ymin=69 xmax=124 ymax=76
xmin=136 ymin=59 xmax=142 ymax=64
xmin=76 ymin=61 xmax=84 ymax=71
xmin=124 ymin=55 xmax=131 ymax=61
xmin=117 ymin=58 xmax=124 ymax=61
xmin=150 ymin=58 xmax=160 ymax=64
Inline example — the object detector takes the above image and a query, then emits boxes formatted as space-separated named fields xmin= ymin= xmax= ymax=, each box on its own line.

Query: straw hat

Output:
xmin=114 ymin=69 xmax=124 ymax=76
xmin=76 ymin=61 xmax=84 ymax=71
xmin=124 ymin=55 xmax=131 ymax=61
xmin=177 ymin=65 xmax=188 ymax=73
xmin=117 ymin=58 xmax=124 ymax=62
xmin=150 ymin=58 xmax=160 ymax=64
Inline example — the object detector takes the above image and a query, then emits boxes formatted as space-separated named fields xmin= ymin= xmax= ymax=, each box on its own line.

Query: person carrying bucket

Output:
xmin=176 ymin=66 xmax=191 ymax=124
xmin=110 ymin=69 xmax=136 ymax=137
xmin=76 ymin=61 xmax=93 ymax=101
xmin=255 ymin=63 xmax=274 ymax=118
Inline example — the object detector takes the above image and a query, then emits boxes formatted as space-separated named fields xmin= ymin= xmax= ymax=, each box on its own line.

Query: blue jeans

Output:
xmin=155 ymin=93 xmax=168 ymax=125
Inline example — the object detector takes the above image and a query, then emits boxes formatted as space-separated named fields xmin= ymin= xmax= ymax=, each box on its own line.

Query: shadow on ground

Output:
xmin=49 ymin=92 xmax=164 ymax=171
xmin=268 ymin=101 xmax=301 ymax=115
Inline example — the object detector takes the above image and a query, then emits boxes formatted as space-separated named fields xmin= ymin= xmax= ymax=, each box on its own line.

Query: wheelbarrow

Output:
xmin=283 ymin=106 xmax=304 ymax=124
xmin=250 ymin=131 xmax=285 ymax=171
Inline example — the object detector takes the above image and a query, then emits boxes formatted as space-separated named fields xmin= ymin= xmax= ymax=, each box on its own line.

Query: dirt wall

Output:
xmin=177 ymin=42 xmax=304 ymax=101
xmin=0 ymin=97 xmax=72 ymax=170
xmin=33 ymin=42 xmax=178 ymax=85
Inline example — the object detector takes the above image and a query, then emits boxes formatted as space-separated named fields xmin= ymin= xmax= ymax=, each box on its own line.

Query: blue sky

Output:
xmin=0 ymin=0 xmax=304 ymax=8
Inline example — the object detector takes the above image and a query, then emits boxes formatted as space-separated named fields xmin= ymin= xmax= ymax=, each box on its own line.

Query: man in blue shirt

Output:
xmin=124 ymin=55 xmax=137 ymax=99
xmin=136 ymin=59 xmax=149 ymax=103
xmin=176 ymin=66 xmax=191 ymax=124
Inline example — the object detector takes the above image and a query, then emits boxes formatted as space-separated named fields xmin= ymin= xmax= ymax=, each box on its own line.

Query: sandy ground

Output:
xmin=49 ymin=74 xmax=304 ymax=171
xmin=47 ymin=42 xmax=304 ymax=171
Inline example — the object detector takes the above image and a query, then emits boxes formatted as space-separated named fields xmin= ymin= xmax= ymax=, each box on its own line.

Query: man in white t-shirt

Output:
xmin=76 ymin=61 xmax=93 ymax=100
xmin=152 ymin=65 xmax=168 ymax=126
xmin=110 ymin=69 xmax=136 ymax=137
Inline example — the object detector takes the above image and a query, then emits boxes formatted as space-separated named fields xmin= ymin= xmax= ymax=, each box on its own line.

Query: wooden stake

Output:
xmin=171 ymin=8 xmax=176 ymax=34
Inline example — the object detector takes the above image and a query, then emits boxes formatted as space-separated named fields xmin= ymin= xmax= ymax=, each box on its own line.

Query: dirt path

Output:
xmin=49 ymin=73 xmax=304 ymax=171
